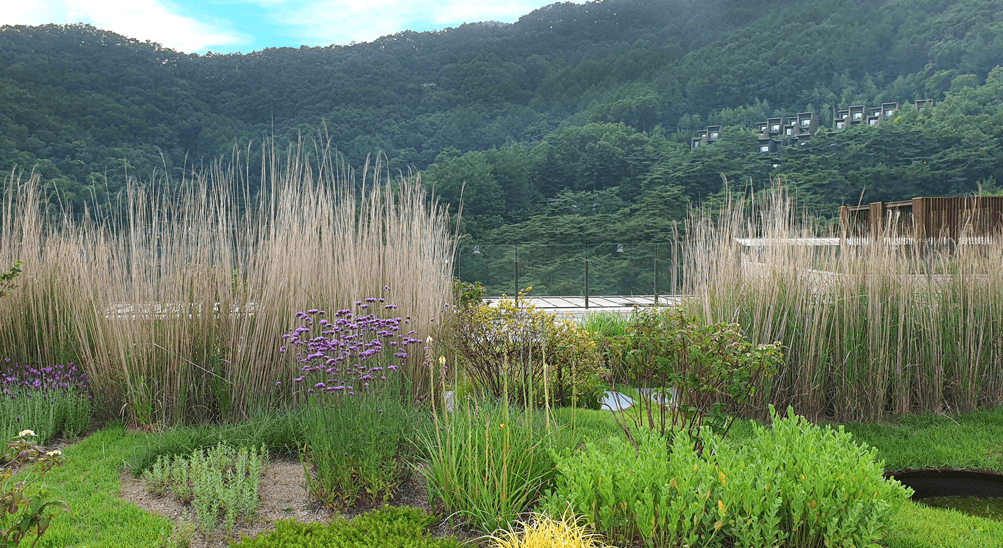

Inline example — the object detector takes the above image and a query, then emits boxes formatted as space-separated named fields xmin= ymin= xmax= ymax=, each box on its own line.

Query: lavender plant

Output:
xmin=0 ymin=361 xmax=92 ymax=444
xmin=282 ymin=292 xmax=424 ymax=509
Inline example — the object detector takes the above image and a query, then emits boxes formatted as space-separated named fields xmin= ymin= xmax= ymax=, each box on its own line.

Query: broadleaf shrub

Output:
xmin=611 ymin=308 xmax=781 ymax=440
xmin=0 ymin=430 xmax=69 ymax=547
xmin=542 ymin=406 xmax=911 ymax=548
xmin=449 ymin=290 xmax=608 ymax=409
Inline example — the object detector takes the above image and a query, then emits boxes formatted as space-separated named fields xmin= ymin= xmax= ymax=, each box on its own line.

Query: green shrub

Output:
xmin=580 ymin=312 xmax=631 ymax=385
xmin=542 ymin=406 xmax=911 ymax=548
xmin=141 ymin=443 xmax=267 ymax=537
xmin=449 ymin=290 xmax=608 ymax=409
xmin=453 ymin=278 xmax=486 ymax=308
xmin=611 ymin=308 xmax=781 ymax=440
xmin=301 ymin=375 xmax=419 ymax=509
xmin=228 ymin=506 xmax=465 ymax=548
xmin=419 ymin=396 xmax=559 ymax=533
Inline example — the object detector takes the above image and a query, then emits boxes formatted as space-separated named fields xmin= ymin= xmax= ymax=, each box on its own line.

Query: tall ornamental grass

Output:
xmin=685 ymin=185 xmax=1003 ymax=421
xmin=0 ymin=145 xmax=455 ymax=425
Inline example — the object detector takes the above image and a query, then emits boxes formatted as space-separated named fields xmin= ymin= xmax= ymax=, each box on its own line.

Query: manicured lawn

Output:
xmin=33 ymin=425 xmax=172 ymax=548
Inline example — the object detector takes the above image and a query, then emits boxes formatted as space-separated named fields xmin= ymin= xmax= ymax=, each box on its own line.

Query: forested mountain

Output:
xmin=2 ymin=0 xmax=1003 ymax=293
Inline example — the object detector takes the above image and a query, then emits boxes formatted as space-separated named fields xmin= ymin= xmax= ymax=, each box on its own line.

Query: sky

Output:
xmin=0 ymin=0 xmax=585 ymax=55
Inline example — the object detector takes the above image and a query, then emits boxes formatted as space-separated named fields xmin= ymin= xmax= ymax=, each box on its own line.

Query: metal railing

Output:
xmin=455 ymin=242 xmax=680 ymax=301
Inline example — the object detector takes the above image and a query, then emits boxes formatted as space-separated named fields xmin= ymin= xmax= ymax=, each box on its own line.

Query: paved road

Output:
xmin=484 ymin=294 xmax=681 ymax=320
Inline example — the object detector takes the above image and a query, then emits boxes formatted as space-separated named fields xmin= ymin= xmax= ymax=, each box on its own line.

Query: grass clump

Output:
xmin=685 ymin=184 xmax=1003 ymax=421
xmin=488 ymin=511 xmax=616 ymax=548
xmin=300 ymin=377 xmax=420 ymax=509
xmin=128 ymin=410 xmax=302 ymax=475
xmin=0 ymin=146 xmax=454 ymax=428
xmin=420 ymin=392 xmax=558 ymax=533
xmin=228 ymin=506 xmax=465 ymax=548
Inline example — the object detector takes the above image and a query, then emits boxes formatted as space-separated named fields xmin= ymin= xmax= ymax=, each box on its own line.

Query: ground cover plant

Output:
xmin=228 ymin=506 xmax=465 ymax=548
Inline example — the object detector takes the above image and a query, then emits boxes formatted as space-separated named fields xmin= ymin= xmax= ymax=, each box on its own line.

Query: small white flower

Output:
xmin=46 ymin=450 xmax=62 ymax=457
xmin=18 ymin=429 xmax=36 ymax=438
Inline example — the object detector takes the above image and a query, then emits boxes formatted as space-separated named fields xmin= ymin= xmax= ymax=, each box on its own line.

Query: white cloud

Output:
xmin=259 ymin=0 xmax=582 ymax=47
xmin=0 ymin=0 xmax=246 ymax=53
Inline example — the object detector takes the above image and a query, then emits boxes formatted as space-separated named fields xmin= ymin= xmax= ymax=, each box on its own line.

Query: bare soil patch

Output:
xmin=118 ymin=457 xmax=482 ymax=547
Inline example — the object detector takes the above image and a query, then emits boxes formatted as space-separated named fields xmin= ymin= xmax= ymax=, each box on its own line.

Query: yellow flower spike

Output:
xmin=717 ymin=500 xmax=726 ymax=517
xmin=439 ymin=356 xmax=446 ymax=367
xmin=719 ymin=471 xmax=727 ymax=485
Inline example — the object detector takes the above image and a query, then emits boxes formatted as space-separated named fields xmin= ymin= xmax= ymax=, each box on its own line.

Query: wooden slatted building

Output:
xmin=840 ymin=197 xmax=1003 ymax=243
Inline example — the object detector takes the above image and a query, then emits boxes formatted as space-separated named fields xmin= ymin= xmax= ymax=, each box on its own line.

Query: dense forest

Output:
xmin=2 ymin=0 xmax=1003 ymax=294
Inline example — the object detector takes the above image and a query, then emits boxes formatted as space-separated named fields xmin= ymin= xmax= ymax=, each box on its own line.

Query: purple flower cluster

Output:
xmin=280 ymin=294 xmax=420 ymax=396
xmin=1 ymin=359 xmax=90 ymax=399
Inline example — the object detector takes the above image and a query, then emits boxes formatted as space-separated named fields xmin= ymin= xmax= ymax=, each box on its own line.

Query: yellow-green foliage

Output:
xmin=449 ymin=289 xmax=608 ymax=408
xmin=489 ymin=511 xmax=616 ymax=548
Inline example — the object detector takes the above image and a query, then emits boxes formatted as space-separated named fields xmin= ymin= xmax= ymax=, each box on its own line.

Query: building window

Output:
xmin=837 ymin=122 xmax=845 ymax=129
xmin=771 ymin=124 xmax=780 ymax=131
xmin=869 ymin=119 xmax=877 ymax=125
xmin=786 ymin=128 xmax=792 ymax=135
xmin=853 ymin=112 xmax=862 ymax=120
xmin=710 ymin=132 xmax=719 ymax=139
xmin=760 ymin=145 xmax=770 ymax=152
xmin=885 ymin=109 xmax=895 ymax=116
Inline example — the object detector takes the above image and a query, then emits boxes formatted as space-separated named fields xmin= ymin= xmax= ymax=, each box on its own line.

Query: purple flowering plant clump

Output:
xmin=280 ymin=290 xmax=422 ymax=397
xmin=1 ymin=360 xmax=90 ymax=400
